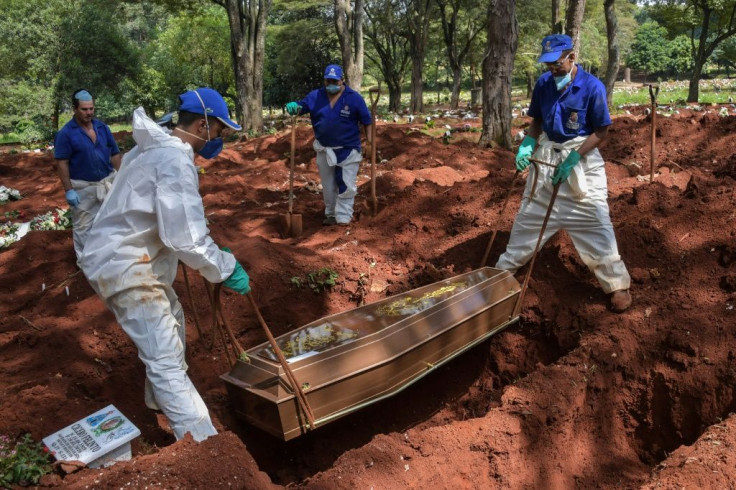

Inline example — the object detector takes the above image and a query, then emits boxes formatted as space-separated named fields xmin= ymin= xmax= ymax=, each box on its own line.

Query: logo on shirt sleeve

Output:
xmin=566 ymin=111 xmax=580 ymax=130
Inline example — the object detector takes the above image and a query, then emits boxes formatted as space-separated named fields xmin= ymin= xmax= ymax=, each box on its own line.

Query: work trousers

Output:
xmin=495 ymin=138 xmax=630 ymax=294
xmin=106 ymin=283 xmax=217 ymax=442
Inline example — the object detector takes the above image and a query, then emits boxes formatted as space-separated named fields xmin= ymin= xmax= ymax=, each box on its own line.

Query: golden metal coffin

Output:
xmin=221 ymin=267 xmax=520 ymax=440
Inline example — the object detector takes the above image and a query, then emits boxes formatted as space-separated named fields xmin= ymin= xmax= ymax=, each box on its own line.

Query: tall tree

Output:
xmin=364 ymin=0 xmax=410 ymax=111
xmin=0 ymin=0 xmax=138 ymax=131
xmin=603 ymin=0 xmax=619 ymax=106
xmin=402 ymin=0 xmax=433 ymax=113
xmin=479 ymin=0 xmax=517 ymax=149
xmin=215 ymin=0 xmax=271 ymax=133
xmin=565 ymin=0 xmax=586 ymax=53
xmin=335 ymin=0 xmax=365 ymax=90
xmin=552 ymin=0 xmax=563 ymax=33
xmin=649 ymin=0 xmax=736 ymax=102
xmin=437 ymin=0 xmax=488 ymax=109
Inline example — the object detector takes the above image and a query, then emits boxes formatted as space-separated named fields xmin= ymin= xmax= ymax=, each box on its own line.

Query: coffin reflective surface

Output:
xmin=221 ymin=267 xmax=520 ymax=440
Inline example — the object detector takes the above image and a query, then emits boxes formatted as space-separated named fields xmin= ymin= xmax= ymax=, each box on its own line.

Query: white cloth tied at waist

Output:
xmin=313 ymin=140 xmax=344 ymax=167
xmin=533 ymin=134 xmax=587 ymax=201
xmin=71 ymin=171 xmax=116 ymax=212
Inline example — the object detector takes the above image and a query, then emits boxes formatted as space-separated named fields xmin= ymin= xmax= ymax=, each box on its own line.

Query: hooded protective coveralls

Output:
xmin=80 ymin=107 xmax=236 ymax=441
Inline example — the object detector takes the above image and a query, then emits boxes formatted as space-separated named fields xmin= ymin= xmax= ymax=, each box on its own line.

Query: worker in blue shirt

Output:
xmin=495 ymin=35 xmax=632 ymax=313
xmin=286 ymin=64 xmax=373 ymax=226
xmin=54 ymin=89 xmax=121 ymax=261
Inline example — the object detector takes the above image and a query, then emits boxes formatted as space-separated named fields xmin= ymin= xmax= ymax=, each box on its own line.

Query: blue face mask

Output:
xmin=554 ymin=72 xmax=572 ymax=91
xmin=198 ymin=137 xmax=223 ymax=159
xmin=326 ymin=84 xmax=341 ymax=94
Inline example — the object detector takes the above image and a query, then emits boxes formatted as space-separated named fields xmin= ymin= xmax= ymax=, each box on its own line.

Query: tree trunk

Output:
xmin=223 ymin=0 xmax=270 ymax=134
xmin=551 ymin=0 xmax=563 ymax=33
xmin=479 ymin=0 xmax=517 ymax=149
xmin=387 ymin=80 xmax=402 ymax=112
xmin=406 ymin=0 xmax=432 ymax=114
xmin=687 ymin=61 xmax=704 ymax=103
xmin=603 ymin=0 xmax=619 ymax=108
xmin=564 ymin=0 xmax=586 ymax=54
xmin=335 ymin=0 xmax=365 ymax=90
xmin=409 ymin=54 xmax=424 ymax=113
xmin=364 ymin=0 xmax=409 ymax=112
xmin=52 ymin=85 xmax=61 ymax=132
xmin=525 ymin=71 xmax=534 ymax=98
xmin=450 ymin=66 xmax=462 ymax=108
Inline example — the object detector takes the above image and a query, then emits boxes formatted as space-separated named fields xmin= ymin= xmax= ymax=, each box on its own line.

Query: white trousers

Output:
xmin=70 ymin=172 xmax=115 ymax=262
xmin=315 ymin=149 xmax=362 ymax=224
xmin=106 ymin=284 xmax=217 ymax=442
xmin=495 ymin=138 xmax=630 ymax=294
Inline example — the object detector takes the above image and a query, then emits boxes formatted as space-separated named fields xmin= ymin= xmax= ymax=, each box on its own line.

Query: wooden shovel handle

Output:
xmin=480 ymin=170 xmax=520 ymax=268
xmin=512 ymin=182 xmax=561 ymax=319
xmin=648 ymin=84 xmax=659 ymax=184
xmin=288 ymin=115 xmax=297 ymax=214
xmin=246 ymin=292 xmax=316 ymax=429
xmin=369 ymin=88 xmax=380 ymax=215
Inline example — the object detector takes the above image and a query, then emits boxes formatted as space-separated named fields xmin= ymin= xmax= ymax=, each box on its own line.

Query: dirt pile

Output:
xmin=1 ymin=106 xmax=735 ymax=488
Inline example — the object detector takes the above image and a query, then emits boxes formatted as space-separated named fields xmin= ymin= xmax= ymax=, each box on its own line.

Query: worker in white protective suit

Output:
xmin=53 ymin=89 xmax=122 ymax=262
xmin=285 ymin=64 xmax=373 ymax=226
xmin=80 ymin=88 xmax=250 ymax=441
xmin=495 ymin=35 xmax=632 ymax=313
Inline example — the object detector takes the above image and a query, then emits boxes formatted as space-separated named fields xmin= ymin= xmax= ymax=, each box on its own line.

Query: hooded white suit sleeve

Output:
xmin=155 ymin=159 xmax=235 ymax=283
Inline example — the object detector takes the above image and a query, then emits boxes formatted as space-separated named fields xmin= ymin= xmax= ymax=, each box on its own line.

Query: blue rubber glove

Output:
xmin=221 ymin=247 xmax=251 ymax=294
xmin=285 ymin=102 xmax=301 ymax=116
xmin=65 ymin=189 xmax=80 ymax=207
xmin=552 ymin=150 xmax=582 ymax=185
xmin=515 ymin=135 xmax=536 ymax=171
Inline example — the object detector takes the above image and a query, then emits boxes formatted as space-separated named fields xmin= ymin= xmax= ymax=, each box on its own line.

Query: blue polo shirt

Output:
xmin=54 ymin=118 xmax=120 ymax=181
xmin=298 ymin=86 xmax=372 ymax=163
xmin=528 ymin=65 xmax=612 ymax=143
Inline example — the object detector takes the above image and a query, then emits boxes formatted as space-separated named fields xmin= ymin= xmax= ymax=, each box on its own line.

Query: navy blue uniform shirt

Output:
xmin=528 ymin=65 xmax=612 ymax=144
xmin=54 ymin=118 xmax=120 ymax=181
xmin=298 ymin=86 xmax=372 ymax=163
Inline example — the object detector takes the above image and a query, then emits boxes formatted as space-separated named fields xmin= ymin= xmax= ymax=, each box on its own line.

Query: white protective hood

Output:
xmin=80 ymin=107 xmax=235 ymax=299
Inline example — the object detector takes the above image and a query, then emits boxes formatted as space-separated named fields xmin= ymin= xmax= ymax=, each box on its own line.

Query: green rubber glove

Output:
xmin=221 ymin=247 xmax=251 ymax=294
xmin=515 ymin=135 xmax=536 ymax=171
xmin=285 ymin=102 xmax=301 ymax=116
xmin=552 ymin=150 xmax=582 ymax=185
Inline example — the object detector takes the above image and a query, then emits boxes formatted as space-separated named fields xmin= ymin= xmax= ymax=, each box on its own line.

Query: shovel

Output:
xmin=512 ymin=164 xmax=561 ymax=318
xmin=368 ymin=87 xmax=381 ymax=216
xmin=648 ymin=84 xmax=659 ymax=184
xmin=480 ymin=170 xmax=520 ymax=268
xmin=280 ymin=114 xmax=302 ymax=237
xmin=246 ymin=292 xmax=316 ymax=430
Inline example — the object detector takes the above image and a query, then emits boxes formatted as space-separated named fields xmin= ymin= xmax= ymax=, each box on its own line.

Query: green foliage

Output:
xmin=0 ymin=81 xmax=53 ymax=135
xmin=264 ymin=14 xmax=339 ymax=106
xmin=0 ymin=433 xmax=52 ymax=487
xmin=306 ymin=267 xmax=339 ymax=293
xmin=627 ymin=22 xmax=672 ymax=74
xmin=152 ymin=5 xmax=234 ymax=109
xmin=16 ymin=123 xmax=47 ymax=150
xmin=290 ymin=276 xmax=302 ymax=288
xmin=668 ymin=35 xmax=693 ymax=73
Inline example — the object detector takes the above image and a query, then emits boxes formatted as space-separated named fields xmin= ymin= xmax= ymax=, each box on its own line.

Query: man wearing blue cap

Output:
xmin=285 ymin=64 xmax=373 ymax=226
xmin=80 ymin=88 xmax=250 ymax=442
xmin=54 ymin=89 xmax=121 ymax=261
xmin=495 ymin=34 xmax=632 ymax=312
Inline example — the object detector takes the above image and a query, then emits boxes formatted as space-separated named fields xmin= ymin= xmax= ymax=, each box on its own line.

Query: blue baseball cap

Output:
xmin=178 ymin=87 xmax=242 ymax=131
xmin=324 ymin=64 xmax=343 ymax=80
xmin=538 ymin=34 xmax=573 ymax=63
